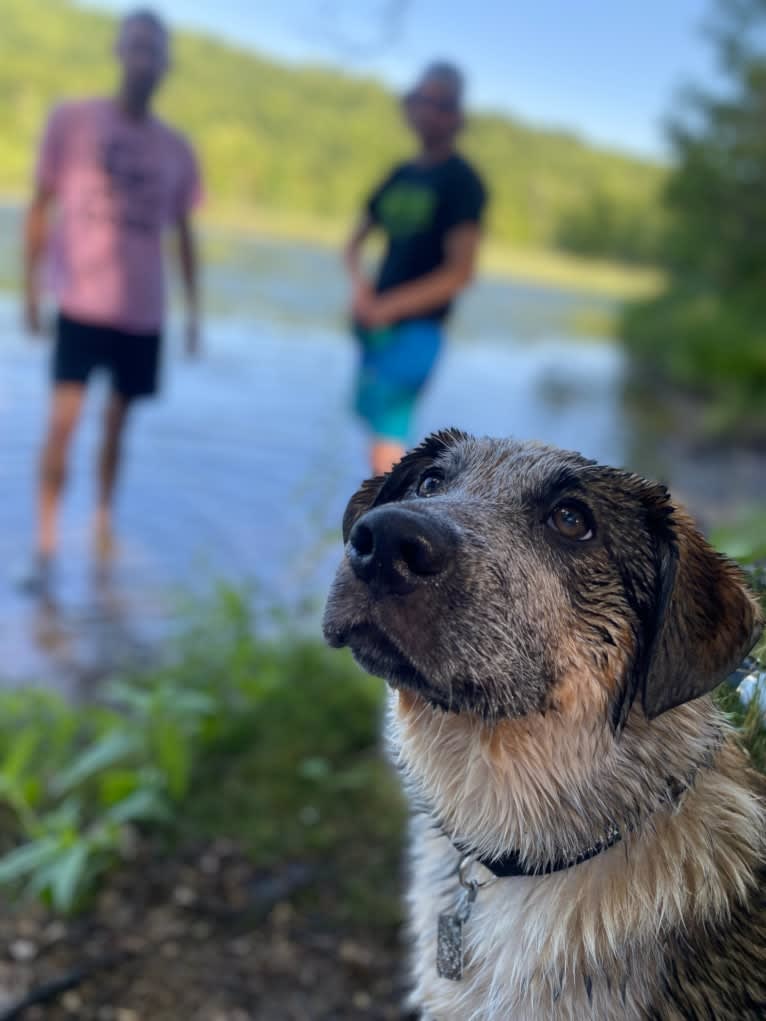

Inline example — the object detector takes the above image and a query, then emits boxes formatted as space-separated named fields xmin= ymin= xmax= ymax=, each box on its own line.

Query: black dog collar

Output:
xmin=465 ymin=824 xmax=623 ymax=879
xmin=449 ymin=745 xmax=723 ymax=880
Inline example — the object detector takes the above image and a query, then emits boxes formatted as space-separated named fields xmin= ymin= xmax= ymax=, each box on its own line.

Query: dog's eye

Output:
xmin=417 ymin=471 xmax=444 ymax=497
xmin=547 ymin=504 xmax=594 ymax=541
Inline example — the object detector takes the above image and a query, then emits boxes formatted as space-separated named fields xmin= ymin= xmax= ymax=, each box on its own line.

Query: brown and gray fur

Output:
xmin=323 ymin=430 xmax=766 ymax=1021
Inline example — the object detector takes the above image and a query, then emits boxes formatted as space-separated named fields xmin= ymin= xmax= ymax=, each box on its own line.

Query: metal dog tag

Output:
xmin=436 ymin=882 xmax=477 ymax=981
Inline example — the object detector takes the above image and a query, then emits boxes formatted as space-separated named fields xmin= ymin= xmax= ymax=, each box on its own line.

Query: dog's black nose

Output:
xmin=348 ymin=505 xmax=453 ymax=594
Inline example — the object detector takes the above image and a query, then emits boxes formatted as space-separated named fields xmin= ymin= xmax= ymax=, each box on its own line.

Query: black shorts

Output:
xmin=53 ymin=313 xmax=162 ymax=399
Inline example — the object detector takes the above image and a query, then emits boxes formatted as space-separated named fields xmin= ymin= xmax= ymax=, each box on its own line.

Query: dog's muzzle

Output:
xmin=347 ymin=504 xmax=455 ymax=596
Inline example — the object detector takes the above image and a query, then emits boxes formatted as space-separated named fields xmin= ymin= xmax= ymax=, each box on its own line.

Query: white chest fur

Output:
xmin=406 ymin=819 xmax=651 ymax=1021
xmin=389 ymin=690 xmax=763 ymax=1021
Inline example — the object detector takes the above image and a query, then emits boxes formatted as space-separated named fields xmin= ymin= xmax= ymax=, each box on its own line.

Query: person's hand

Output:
xmin=351 ymin=275 xmax=374 ymax=312
xmin=24 ymin=292 xmax=43 ymax=338
xmin=352 ymin=280 xmax=395 ymax=329
xmin=184 ymin=315 xmax=201 ymax=359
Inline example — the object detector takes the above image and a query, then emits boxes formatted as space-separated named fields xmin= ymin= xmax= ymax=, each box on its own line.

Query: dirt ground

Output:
xmin=0 ymin=839 xmax=412 ymax=1021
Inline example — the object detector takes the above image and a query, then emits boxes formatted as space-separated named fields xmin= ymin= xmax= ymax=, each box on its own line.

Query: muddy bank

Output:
xmin=0 ymin=839 xmax=408 ymax=1021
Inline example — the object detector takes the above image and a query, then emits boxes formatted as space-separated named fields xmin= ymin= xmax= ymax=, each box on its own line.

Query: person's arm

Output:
xmin=344 ymin=212 xmax=375 ymax=286
xmin=344 ymin=212 xmax=379 ymax=316
xmin=353 ymin=222 xmax=481 ymax=328
xmin=23 ymin=185 xmax=54 ymax=337
xmin=176 ymin=213 xmax=200 ymax=357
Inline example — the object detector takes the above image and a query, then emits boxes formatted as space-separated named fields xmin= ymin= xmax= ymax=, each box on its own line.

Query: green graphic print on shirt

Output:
xmin=376 ymin=182 xmax=437 ymax=238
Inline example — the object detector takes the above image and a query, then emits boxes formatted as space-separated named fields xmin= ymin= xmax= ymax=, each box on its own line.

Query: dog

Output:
xmin=323 ymin=429 xmax=766 ymax=1021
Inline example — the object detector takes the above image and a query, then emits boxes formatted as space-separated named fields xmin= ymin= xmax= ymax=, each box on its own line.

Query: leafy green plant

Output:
xmin=0 ymin=587 xmax=398 ymax=916
xmin=0 ymin=591 xmax=249 ymax=911
xmin=0 ymin=692 xmax=177 ymax=911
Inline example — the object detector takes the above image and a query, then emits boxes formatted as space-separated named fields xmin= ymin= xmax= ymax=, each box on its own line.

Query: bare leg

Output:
xmin=95 ymin=392 xmax=132 ymax=558
xmin=37 ymin=383 xmax=87 ymax=559
xmin=371 ymin=439 xmax=406 ymax=477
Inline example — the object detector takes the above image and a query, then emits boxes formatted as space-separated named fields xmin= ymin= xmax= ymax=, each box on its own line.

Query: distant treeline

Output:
xmin=1 ymin=0 xmax=665 ymax=262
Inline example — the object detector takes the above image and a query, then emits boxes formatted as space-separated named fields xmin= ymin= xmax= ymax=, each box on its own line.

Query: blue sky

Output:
xmin=90 ymin=0 xmax=717 ymax=159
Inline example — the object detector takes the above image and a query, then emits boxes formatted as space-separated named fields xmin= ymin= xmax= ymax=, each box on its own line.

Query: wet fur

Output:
xmin=323 ymin=431 xmax=766 ymax=1019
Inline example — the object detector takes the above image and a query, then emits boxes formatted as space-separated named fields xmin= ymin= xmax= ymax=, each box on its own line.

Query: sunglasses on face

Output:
xmin=404 ymin=91 xmax=460 ymax=115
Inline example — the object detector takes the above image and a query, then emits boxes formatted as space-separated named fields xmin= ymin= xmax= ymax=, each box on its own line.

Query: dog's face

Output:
xmin=323 ymin=430 xmax=762 ymax=726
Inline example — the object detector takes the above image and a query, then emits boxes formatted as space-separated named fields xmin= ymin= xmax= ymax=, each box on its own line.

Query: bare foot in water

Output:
xmin=94 ymin=511 xmax=117 ymax=562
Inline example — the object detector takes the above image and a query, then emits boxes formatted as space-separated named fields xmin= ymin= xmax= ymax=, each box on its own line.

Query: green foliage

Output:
xmin=663 ymin=0 xmax=766 ymax=285
xmin=0 ymin=587 xmax=401 ymax=917
xmin=621 ymin=0 xmax=766 ymax=430
xmin=0 ymin=0 xmax=664 ymax=257
xmin=712 ymin=513 xmax=766 ymax=681
xmin=713 ymin=514 xmax=766 ymax=565
xmin=713 ymin=521 xmax=766 ymax=772
xmin=0 ymin=683 xmax=183 ymax=911
xmin=715 ymin=682 xmax=766 ymax=772
xmin=622 ymin=280 xmax=766 ymax=437
xmin=556 ymin=191 xmax=666 ymax=264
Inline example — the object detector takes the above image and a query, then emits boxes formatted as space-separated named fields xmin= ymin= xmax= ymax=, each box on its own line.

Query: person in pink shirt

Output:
xmin=22 ymin=8 xmax=201 ymax=589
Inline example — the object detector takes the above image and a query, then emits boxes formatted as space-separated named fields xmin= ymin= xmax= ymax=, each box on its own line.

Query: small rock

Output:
xmin=62 ymin=991 xmax=82 ymax=1013
xmin=199 ymin=852 xmax=219 ymax=875
xmin=353 ymin=991 xmax=373 ymax=1010
xmin=8 ymin=939 xmax=37 ymax=962
xmin=270 ymin=901 xmax=293 ymax=928
xmin=43 ymin=921 xmax=67 ymax=944
xmin=173 ymin=885 xmax=196 ymax=907
xmin=338 ymin=940 xmax=374 ymax=968
xmin=115 ymin=1009 xmax=141 ymax=1021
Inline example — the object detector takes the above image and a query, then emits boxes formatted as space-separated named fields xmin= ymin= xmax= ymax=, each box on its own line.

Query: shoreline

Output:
xmin=0 ymin=196 xmax=664 ymax=301
xmin=199 ymin=205 xmax=665 ymax=300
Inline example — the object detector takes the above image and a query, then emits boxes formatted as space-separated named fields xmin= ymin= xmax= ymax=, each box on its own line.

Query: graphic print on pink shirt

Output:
xmin=37 ymin=98 xmax=201 ymax=334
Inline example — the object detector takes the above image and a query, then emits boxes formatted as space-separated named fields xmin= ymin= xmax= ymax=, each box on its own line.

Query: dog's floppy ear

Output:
xmin=638 ymin=503 xmax=763 ymax=720
xmin=342 ymin=428 xmax=469 ymax=542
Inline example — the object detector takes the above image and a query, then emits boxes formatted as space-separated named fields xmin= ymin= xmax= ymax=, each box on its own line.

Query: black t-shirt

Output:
xmin=366 ymin=153 xmax=488 ymax=323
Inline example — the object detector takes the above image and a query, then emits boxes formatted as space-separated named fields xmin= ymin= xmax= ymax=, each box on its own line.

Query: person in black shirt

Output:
xmin=345 ymin=62 xmax=488 ymax=475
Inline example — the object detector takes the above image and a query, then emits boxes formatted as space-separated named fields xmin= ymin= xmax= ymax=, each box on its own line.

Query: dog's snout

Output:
xmin=348 ymin=505 xmax=453 ymax=594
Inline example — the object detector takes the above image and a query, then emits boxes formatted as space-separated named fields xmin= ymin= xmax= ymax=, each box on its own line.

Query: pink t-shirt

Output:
xmin=37 ymin=98 xmax=201 ymax=334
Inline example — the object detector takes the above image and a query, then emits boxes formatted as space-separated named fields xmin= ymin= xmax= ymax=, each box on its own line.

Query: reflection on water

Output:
xmin=22 ymin=565 xmax=158 ymax=700
xmin=0 ymin=263 xmax=625 ymax=691
xmin=0 ymin=220 xmax=760 ymax=692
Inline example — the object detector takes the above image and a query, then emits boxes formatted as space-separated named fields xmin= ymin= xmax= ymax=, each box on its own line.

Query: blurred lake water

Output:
xmin=0 ymin=206 xmax=759 ymax=692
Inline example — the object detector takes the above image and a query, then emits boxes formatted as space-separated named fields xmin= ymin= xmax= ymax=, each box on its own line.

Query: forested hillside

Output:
xmin=0 ymin=0 xmax=665 ymax=259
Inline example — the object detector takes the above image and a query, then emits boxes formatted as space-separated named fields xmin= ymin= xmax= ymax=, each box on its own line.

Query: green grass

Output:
xmin=715 ymin=684 xmax=766 ymax=774
xmin=480 ymin=240 xmax=664 ymax=299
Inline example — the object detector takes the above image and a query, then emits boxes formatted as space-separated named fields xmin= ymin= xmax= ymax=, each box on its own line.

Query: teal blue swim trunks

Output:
xmin=353 ymin=319 xmax=443 ymax=442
